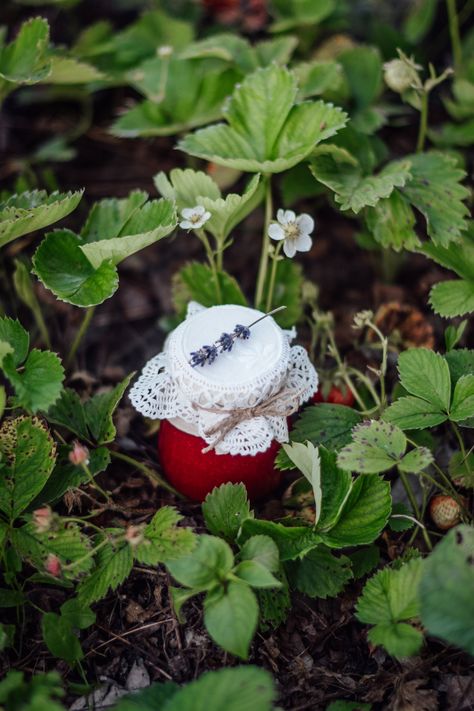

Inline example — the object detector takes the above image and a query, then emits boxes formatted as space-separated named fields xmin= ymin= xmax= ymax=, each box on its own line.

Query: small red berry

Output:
xmin=45 ymin=554 xmax=61 ymax=577
xmin=429 ymin=495 xmax=464 ymax=530
xmin=327 ymin=385 xmax=355 ymax=407
xmin=312 ymin=384 xmax=355 ymax=407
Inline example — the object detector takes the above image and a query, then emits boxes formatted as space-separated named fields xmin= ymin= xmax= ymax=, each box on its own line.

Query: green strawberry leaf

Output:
xmin=0 ymin=417 xmax=56 ymax=520
xmin=83 ymin=374 xmax=134 ymax=444
xmin=30 ymin=446 xmax=110 ymax=506
xmin=202 ymin=483 xmax=252 ymax=543
xmin=398 ymin=447 xmax=433 ymax=474
xmin=0 ymin=318 xmax=29 ymax=367
xmin=429 ymin=280 xmax=474 ymax=318
xmin=310 ymin=154 xmax=411 ymax=214
xmin=283 ymin=442 xmax=322 ymax=524
xmin=356 ymin=558 xmax=424 ymax=657
xmin=337 ymin=420 xmax=433 ymax=474
xmin=0 ymin=18 xmax=50 ymax=86
xmin=240 ymin=519 xmax=321 ymax=562
xmin=166 ymin=535 xmax=234 ymax=590
xmin=338 ymin=45 xmax=383 ymax=109
xmin=33 ymin=196 xmax=176 ymax=307
xmin=178 ymin=64 xmax=347 ymax=173
xmin=0 ymin=190 xmax=83 ymax=248
xmin=420 ymin=525 xmax=474 ymax=655
xmin=77 ymin=539 xmax=133 ymax=605
xmin=239 ymin=535 xmax=279 ymax=573
xmin=383 ymin=395 xmax=448 ymax=430
xmin=397 ymin=348 xmax=451 ymax=411
xmin=450 ymin=374 xmax=474 ymax=422
xmin=204 ymin=581 xmax=258 ymax=659
xmin=60 ymin=598 xmax=96 ymax=630
xmin=80 ymin=198 xmax=176 ymax=268
xmin=134 ymin=508 xmax=196 ymax=565
xmin=130 ymin=666 xmax=276 ymax=711
xmin=365 ymin=190 xmax=419 ymax=251
xmin=32 ymin=229 xmax=119 ymax=307
xmin=46 ymin=375 xmax=133 ymax=445
xmin=233 ymin=560 xmax=281 ymax=589
xmin=156 ymin=169 xmax=263 ymax=241
xmin=5 ymin=349 xmax=64 ymax=414
xmin=45 ymin=56 xmax=105 ymax=84
xmin=112 ymin=59 xmax=237 ymax=137
xmin=400 ymin=152 xmax=470 ymax=246
xmin=41 ymin=613 xmax=83 ymax=665
xmin=320 ymin=474 xmax=391 ymax=548
xmin=286 ymin=546 xmax=352 ymax=599
xmin=276 ymin=404 xmax=363 ymax=470
xmin=337 ymin=420 xmax=407 ymax=474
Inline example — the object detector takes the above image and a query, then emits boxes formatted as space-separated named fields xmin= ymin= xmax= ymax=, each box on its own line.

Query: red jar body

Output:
xmin=158 ymin=419 xmax=281 ymax=502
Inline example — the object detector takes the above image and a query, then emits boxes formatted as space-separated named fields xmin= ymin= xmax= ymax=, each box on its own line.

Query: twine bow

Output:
xmin=198 ymin=386 xmax=306 ymax=453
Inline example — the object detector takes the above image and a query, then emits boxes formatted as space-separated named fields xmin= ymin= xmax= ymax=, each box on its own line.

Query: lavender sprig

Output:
xmin=189 ymin=306 xmax=286 ymax=368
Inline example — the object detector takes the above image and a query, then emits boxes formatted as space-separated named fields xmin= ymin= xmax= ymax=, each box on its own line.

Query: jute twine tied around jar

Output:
xmin=195 ymin=386 xmax=307 ymax=453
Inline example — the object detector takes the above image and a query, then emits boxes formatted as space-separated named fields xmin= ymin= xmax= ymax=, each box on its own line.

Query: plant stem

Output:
xmin=197 ymin=229 xmax=222 ymax=303
xmin=216 ymin=234 xmax=224 ymax=272
xmin=326 ymin=330 xmax=368 ymax=411
xmin=62 ymin=537 xmax=109 ymax=572
xmin=399 ymin=469 xmax=433 ymax=550
xmin=451 ymin=421 xmax=472 ymax=480
xmin=110 ymin=450 xmax=182 ymax=496
xmin=66 ymin=517 xmax=106 ymax=535
xmin=32 ymin=302 xmax=51 ymax=350
xmin=254 ymin=176 xmax=272 ymax=309
xmin=265 ymin=241 xmax=283 ymax=312
xmin=367 ymin=320 xmax=388 ymax=412
xmin=416 ymin=91 xmax=429 ymax=152
xmin=446 ymin=0 xmax=463 ymax=72
xmin=347 ymin=367 xmax=381 ymax=409
xmin=81 ymin=461 xmax=111 ymax=502
xmin=452 ymin=421 xmax=467 ymax=457
xmin=66 ymin=306 xmax=96 ymax=369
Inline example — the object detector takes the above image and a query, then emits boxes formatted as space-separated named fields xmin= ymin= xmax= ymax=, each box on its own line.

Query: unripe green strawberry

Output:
xmin=429 ymin=495 xmax=463 ymax=530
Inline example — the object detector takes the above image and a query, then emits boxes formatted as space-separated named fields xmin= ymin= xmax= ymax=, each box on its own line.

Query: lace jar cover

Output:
xmin=129 ymin=303 xmax=318 ymax=456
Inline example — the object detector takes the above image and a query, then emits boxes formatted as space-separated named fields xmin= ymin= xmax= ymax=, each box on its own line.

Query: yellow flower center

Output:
xmin=284 ymin=222 xmax=299 ymax=240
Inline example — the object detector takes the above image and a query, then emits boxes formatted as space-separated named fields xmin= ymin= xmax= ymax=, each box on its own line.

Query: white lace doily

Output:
xmin=129 ymin=303 xmax=318 ymax=456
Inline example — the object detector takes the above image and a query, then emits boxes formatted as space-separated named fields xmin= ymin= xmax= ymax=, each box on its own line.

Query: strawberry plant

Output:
xmin=1 ymin=0 xmax=474 ymax=707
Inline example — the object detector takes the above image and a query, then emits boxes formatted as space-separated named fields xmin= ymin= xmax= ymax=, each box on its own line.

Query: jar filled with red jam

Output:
xmin=130 ymin=304 xmax=317 ymax=502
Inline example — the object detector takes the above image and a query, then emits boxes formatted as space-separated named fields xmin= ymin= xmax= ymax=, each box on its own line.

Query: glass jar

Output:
xmin=130 ymin=303 xmax=317 ymax=501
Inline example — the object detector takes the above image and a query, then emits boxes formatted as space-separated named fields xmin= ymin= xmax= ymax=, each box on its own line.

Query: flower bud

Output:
xmin=68 ymin=441 xmax=90 ymax=466
xmin=353 ymin=309 xmax=374 ymax=329
xmin=45 ymin=554 xmax=61 ymax=577
xmin=33 ymin=506 xmax=53 ymax=533
xmin=125 ymin=524 xmax=145 ymax=547
xmin=383 ymin=52 xmax=422 ymax=94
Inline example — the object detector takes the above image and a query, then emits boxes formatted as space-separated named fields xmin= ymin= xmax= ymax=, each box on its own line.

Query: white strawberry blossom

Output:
xmin=268 ymin=209 xmax=314 ymax=258
xmin=179 ymin=205 xmax=211 ymax=230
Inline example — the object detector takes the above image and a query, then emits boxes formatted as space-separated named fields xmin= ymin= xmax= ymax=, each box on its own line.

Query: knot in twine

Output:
xmin=197 ymin=386 xmax=306 ymax=454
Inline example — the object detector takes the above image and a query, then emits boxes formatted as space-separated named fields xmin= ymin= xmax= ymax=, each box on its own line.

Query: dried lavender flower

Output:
xmin=217 ymin=332 xmax=234 ymax=352
xmin=188 ymin=306 xmax=286 ymax=368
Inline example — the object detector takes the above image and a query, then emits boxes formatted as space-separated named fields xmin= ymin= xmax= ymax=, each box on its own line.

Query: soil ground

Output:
xmin=1 ymin=2 xmax=473 ymax=708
